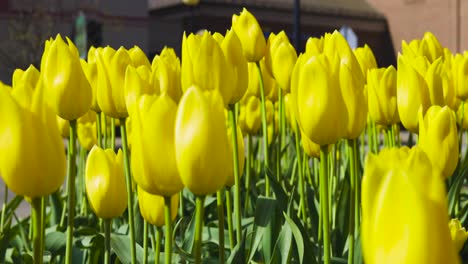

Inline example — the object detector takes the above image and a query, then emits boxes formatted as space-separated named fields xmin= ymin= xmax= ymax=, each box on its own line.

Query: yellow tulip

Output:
xmin=291 ymin=53 xmax=347 ymax=145
xmin=457 ymin=100 xmax=468 ymax=130
xmin=85 ymin=146 xmax=127 ymax=219
xmin=96 ymin=46 xmax=132 ymax=118
xmin=232 ymin=8 xmax=266 ymax=62
xmin=181 ymin=31 xmax=235 ymax=105
xmin=12 ymin=64 xmax=40 ymax=90
xmin=422 ymin=32 xmax=444 ymax=63
xmin=226 ymin=125 xmax=245 ymax=187
xmin=175 ymin=86 xmax=230 ymax=195
xmin=41 ymin=34 xmax=92 ymax=120
xmin=396 ymin=55 xmax=431 ymax=133
xmin=265 ymin=31 xmax=297 ymax=92
xmin=238 ymin=95 xmax=261 ymax=135
xmin=353 ymin=44 xmax=378 ymax=79
xmin=151 ymin=47 xmax=182 ymax=102
xmin=418 ymin=105 xmax=458 ymax=178
xmin=367 ymin=66 xmax=399 ymax=126
xmin=362 ymin=146 xmax=459 ymax=264
xmin=244 ymin=61 xmax=272 ymax=99
xmin=125 ymin=65 xmax=158 ymax=116
xmin=424 ymin=57 xmax=446 ymax=106
xmin=129 ymin=93 xmax=183 ymax=197
xmin=56 ymin=116 xmax=70 ymax=138
xmin=301 ymin=130 xmax=320 ymax=158
xmin=77 ymin=111 xmax=97 ymax=151
xmin=305 ymin=36 xmax=324 ymax=55
xmin=452 ymin=53 xmax=468 ymax=100
xmin=0 ymin=80 xmax=66 ymax=198
xmin=449 ymin=218 xmax=468 ymax=252
xmin=80 ymin=58 xmax=99 ymax=112
xmin=284 ymin=93 xmax=298 ymax=133
xmin=138 ymin=187 xmax=179 ymax=227
xmin=128 ymin=45 xmax=151 ymax=68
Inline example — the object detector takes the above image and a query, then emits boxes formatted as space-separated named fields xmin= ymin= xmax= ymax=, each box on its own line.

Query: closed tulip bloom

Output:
xmin=284 ymin=93 xmax=298 ymax=133
xmin=265 ymin=31 xmax=297 ymax=92
xmin=354 ymin=44 xmax=378 ymax=79
xmin=130 ymin=94 xmax=183 ymax=197
xmin=457 ymin=100 xmax=468 ymax=130
xmin=77 ymin=111 xmax=97 ymax=151
xmin=138 ymin=187 xmax=179 ymax=227
xmin=182 ymin=31 xmax=235 ymax=105
xmin=56 ymin=116 xmax=70 ymax=138
xmin=305 ymin=36 xmax=324 ymax=55
xmin=226 ymin=125 xmax=245 ymax=187
xmin=238 ymin=95 xmax=261 ymax=135
xmin=151 ymin=47 xmax=182 ymax=102
xmin=422 ymin=32 xmax=444 ymax=63
xmin=362 ymin=147 xmax=459 ymax=264
xmin=424 ymin=57 xmax=446 ymax=106
xmin=266 ymin=100 xmax=279 ymax=145
xmin=128 ymin=45 xmax=151 ymax=68
xmin=97 ymin=46 xmax=132 ymax=118
xmin=12 ymin=64 xmax=40 ymax=90
xmin=0 ymin=81 xmax=66 ymax=198
xmin=452 ymin=53 xmax=468 ymax=100
xmin=125 ymin=65 xmax=158 ymax=116
xmin=367 ymin=66 xmax=399 ymax=126
xmin=85 ymin=146 xmax=127 ymax=219
xmin=291 ymin=53 xmax=347 ymax=145
xmin=175 ymin=86 xmax=230 ymax=195
xmin=244 ymin=61 xmax=272 ymax=99
xmin=232 ymin=8 xmax=266 ymax=62
xmin=41 ymin=34 xmax=92 ymax=120
xmin=419 ymin=105 xmax=458 ymax=178
xmin=397 ymin=55 xmax=431 ymax=133
xmin=301 ymin=130 xmax=320 ymax=158
xmin=449 ymin=218 xmax=468 ymax=252
xmin=80 ymin=58 xmax=99 ymax=112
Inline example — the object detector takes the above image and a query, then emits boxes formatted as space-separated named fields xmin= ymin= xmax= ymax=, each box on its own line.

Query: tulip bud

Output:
xmin=85 ymin=146 xmax=127 ymax=219
xmin=226 ymin=125 xmax=245 ymax=187
xmin=175 ymin=86 xmax=230 ymax=195
xmin=265 ymin=31 xmax=297 ymax=92
xmin=56 ymin=116 xmax=70 ymax=138
xmin=125 ymin=65 xmax=158 ymax=116
xmin=367 ymin=66 xmax=399 ymax=126
xmin=232 ymin=8 xmax=266 ymax=62
xmin=424 ymin=57 xmax=445 ymax=106
xmin=41 ymin=34 xmax=92 ymax=120
xmin=128 ymin=45 xmax=150 ymax=68
xmin=12 ymin=65 xmax=40 ymax=91
xmin=238 ymin=95 xmax=261 ymax=135
xmin=354 ymin=44 xmax=378 ymax=79
xmin=152 ymin=47 xmax=182 ymax=102
xmin=0 ymin=80 xmax=66 ymax=198
xmin=418 ymin=105 xmax=458 ymax=178
xmin=452 ymin=53 xmax=468 ymax=100
xmin=80 ymin=58 xmax=99 ymax=112
xmin=305 ymin=36 xmax=324 ymax=55
xmin=77 ymin=111 xmax=97 ymax=151
xmin=449 ymin=218 xmax=468 ymax=252
xmin=362 ymin=147 xmax=459 ymax=264
xmin=138 ymin=187 xmax=179 ymax=227
xmin=422 ymin=32 xmax=443 ymax=63
xmin=301 ymin=130 xmax=320 ymax=158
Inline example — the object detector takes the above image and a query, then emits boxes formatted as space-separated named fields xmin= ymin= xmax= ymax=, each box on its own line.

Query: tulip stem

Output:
xmin=320 ymin=146 xmax=331 ymax=264
xmin=225 ymin=187 xmax=235 ymax=250
xmin=294 ymin=122 xmax=307 ymax=224
xmin=164 ymin=196 xmax=173 ymax=264
xmin=111 ymin=118 xmax=116 ymax=150
xmin=104 ymin=219 xmax=111 ymax=264
xmin=32 ymin=197 xmax=43 ymax=264
xmin=119 ymin=118 xmax=137 ymax=264
xmin=347 ymin=139 xmax=358 ymax=264
xmin=228 ymin=107 xmax=243 ymax=245
xmin=194 ymin=196 xmax=205 ymax=264
xmin=155 ymin=226 xmax=162 ymax=264
xmin=96 ymin=112 xmax=102 ymax=148
xmin=244 ymin=135 xmax=252 ymax=215
xmin=255 ymin=61 xmax=271 ymax=197
xmin=459 ymin=102 xmax=465 ymax=162
xmin=65 ymin=120 xmax=77 ymax=264
xmin=277 ymin=87 xmax=283 ymax=182
xmin=143 ymin=220 xmax=148 ymax=264
xmin=1 ymin=182 xmax=8 ymax=232
xmin=216 ymin=190 xmax=225 ymax=262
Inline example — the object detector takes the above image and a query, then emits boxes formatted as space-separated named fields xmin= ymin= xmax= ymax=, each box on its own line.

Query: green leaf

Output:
xmin=111 ymin=234 xmax=144 ymax=264
xmin=44 ymin=231 xmax=66 ymax=256
xmin=270 ymin=220 xmax=292 ymax=264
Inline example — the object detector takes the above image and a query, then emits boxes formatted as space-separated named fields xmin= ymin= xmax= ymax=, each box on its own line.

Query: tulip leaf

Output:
xmin=111 ymin=234 xmax=144 ymax=264
xmin=44 ymin=231 xmax=66 ymax=256
xmin=269 ymin=219 xmax=292 ymax=264
xmin=353 ymin=232 xmax=364 ymax=264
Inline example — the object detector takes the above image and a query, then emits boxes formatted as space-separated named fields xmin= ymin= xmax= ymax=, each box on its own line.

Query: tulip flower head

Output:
xmin=152 ymin=47 xmax=182 ymax=102
xmin=138 ymin=187 xmax=179 ymax=227
xmin=265 ymin=31 xmax=297 ymax=92
xmin=232 ymin=8 xmax=266 ymax=62
xmin=226 ymin=125 xmax=245 ymax=187
xmin=449 ymin=218 xmax=468 ymax=252
xmin=367 ymin=66 xmax=399 ymax=126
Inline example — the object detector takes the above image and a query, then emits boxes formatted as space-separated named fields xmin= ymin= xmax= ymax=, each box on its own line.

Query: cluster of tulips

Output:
xmin=1 ymin=7 xmax=468 ymax=264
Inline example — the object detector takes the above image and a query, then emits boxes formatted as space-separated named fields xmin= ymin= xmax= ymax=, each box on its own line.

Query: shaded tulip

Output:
xmin=457 ymin=100 xmax=468 ymax=130
xmin=0 ymin=80 xmax=66 ymax=198
xmin=77 ymin=111 xmax=97 ymax=151
xmin=80 ymin=58 xmax=99 ymax=112
xmin=422 ymin=32 xmax=444 ymax=63
xmin=284 ymin=93 xmax=298 ymax=133
xmin=85 ymin=146 xmax=127 ymax=219
xmin=354 ymin=44 xmax=378 ymax=79
xmin=151 ymin=47 xmax=182 ymax=102
xmin=175 ymin=86 xmax=230 ymax=195
xmin=449 ymin=218 xmax=468 ymax=252
xmin=367 ymin=66 xmax=399 ymax=126
xmin=291 ymin=53 xmax=347 ymax=145
xmin=12 ymin=64 xmax=40 ymax=90
xmin=418 ymin=105 xmax=458 ymax=178
xmin=244 ymin=61 xmax=272 ymax=99
xmin=138 ymin=187 xmax=179 ymax=227
xmin=452 ymin=53 xmax=468 ymax=100
xmin=56 ymin=116 xmax=70 ymax=138
xmin=425 ymin=57 xmax=445 ymax=106
xmin=397 ymin=55 xmax=430 ymax=133
xmin=128 ymin=45 xmax=150 ymax=68
xmin=226 ymin=125 xmax=245 ymax=187
xmin=362 ymin=146 xmax=459 ymax=264
xmin=265 ymin=31 xmax=297 ymax=91
xmin=125 ymin=65 xmax=158 ymax=116
xmin=181 ymin=31 xmax=235 ymax=105
xmin=232 ymin=8 xmax=266 ymax=62
xmin=238 ymin=95 xmax=261 ymax=135
xmin=96 ymin=46 xmax=132 ymax=118
xmin=301 ymin=130 xmax=320 ymax=158
xmin=130 ymin=94 xmax=183 ymax=197
xmin=41 ymin=34 xmax=92 ymax=120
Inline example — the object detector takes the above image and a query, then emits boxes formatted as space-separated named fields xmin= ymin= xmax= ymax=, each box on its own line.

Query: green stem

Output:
xmin=459 ymin=102 xmax=465 ymax=161
xmin=79 ymin=147 xmax=88 ymax=216
xmin=1 ymin=182 xmax=8 ymax=232
xmin=392 ymin=124 xmax=400 ymax=147
xmin=228 ymin=107 xmax=242 ymax=244
xmin=104 ymin=219 xmax=111 ymax=264
xmin=102 ymin=113 xmax=108 ymax=148
xmin=244 ymin=134 xmax=252 ymax=215
xmin=32 ymin=197 xmax=43 ymax=264
xmin=276 ymin=87 xmax=283 ymax=182
xmin=347 ymin=139 xmax=357 ymax=264
xmin=320 ymin=146 xmax=331 ymax=264
xmin=216 ymin=190 xmax=225 ymax=263
xmin=143 ymin=220 xmax=148 ymax=264
xmin=119 ymin=118 xmax=137 ymax=264
xmin=294 ymin=123 xmax=307 ymax=224
xmin=111 ymin=118 xmax=116 ymax=150
xmin=255 ymin=61 xmax=270 ymax=197
xmin=164 ymin=196 xmax=172 ymax=264
xmin=65 ymin=120 xmax=77 ymax=264
xmin=193 ymin=196 xmax=206 ymax=264
xmin=96 ymin=112 xmax=102 ymax=148
xmin=155 ymin=227 xmax=161 ymax=264
xmin=225 ymin=188 xmax=235 ymax=250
